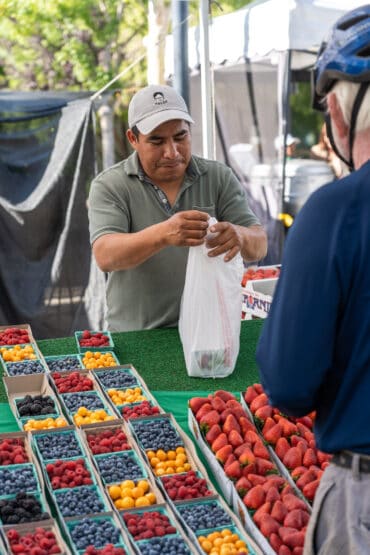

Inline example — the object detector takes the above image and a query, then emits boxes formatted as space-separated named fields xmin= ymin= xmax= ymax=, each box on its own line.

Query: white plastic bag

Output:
xmin=179 ymin=218 xmax=244 ymax=378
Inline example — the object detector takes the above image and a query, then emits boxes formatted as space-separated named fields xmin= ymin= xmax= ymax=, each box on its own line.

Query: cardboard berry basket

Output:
xmin=0 ymin=430 xmax=36 ymax=467
xmin=174 ymin=494 xmax=263 ymax=555
xmin=106 ymin=473 xmax=165 ymax=515
xmin=31 ymin=426 xmax=88 ymax=464
xmin=45 ymin=354 xmax=84 ymax=373
xmin=92 ymin=364 xmax=141 ymax=392
xmin=77 ymin=420 xmax=136 ymax=457
xmin=40 ymin=455 xmax=99 ymax=496
xmin=58 ymin=390 xmax=118 ymax=426
xmin=187 ymin=408 xmax=236 ymax=504
xmin=0 ymin=323 xmax=35 ymax=346
xmin=48 ymin=367 xmax=101 ymax=398
xmin=52 ymin=483 xmax=112 ymax=524
xmin=0 ymin=490 xmax=51 ymax=527
xmin=3 ymin=373 xmax=70 ymax=430
xmin=79 ymin=350 xmax=120 ymax=370
xmin=0 ymin=343 xmax=49 ymax=377
xmin=2 ymin=517 xmax=72 ymax=555
xmin=62 ymin=511 xmax=135 ymax=555
xmin=92 ymin=449 xmax=149 ymax=488
xmin=75 ymin=330 xmax=115 ymax=353
xmin=100 ymin=383 xmax=163 ymax=420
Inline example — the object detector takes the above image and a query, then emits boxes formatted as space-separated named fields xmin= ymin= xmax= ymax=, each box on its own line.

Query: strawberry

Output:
xmin=210 ymin=395 xmax=227 ymax=413
xmin=253 ymin=440 xmax=270 ymax=460
xmin=235 ymin=476 xmax=252 ymax=496
xmin=290 ymin=435 xmax=308 ymax=448
xmin=243 ymin=484 xmax=266 ymax=509
xmin=228 ymin=430 xmax=244 ymax=448
xmin=195 ymin=403 xmax=213 ymax=422
xmin=215 ymin=444 xmax=233 ymax=465
xmin=224 ymin=460 xmax=242 ymax=481
xmin=291 ymin=466 xmax=308 ymax=480
xmin=279 ymin=545 xmax=293 ymax=555
xmin=238 ymin=447 xmax=256 ymax=466
xmin=275 ymin=437 xmax=291 ymax=460
xmin=269 ymin=532 xmax=283 ymax=552
xmin=205 ymin=424 xmax=222 ymax=445
xmin=317 ymin=450 xmax=331 ymax=466
xmin=283 ymin=447 xmax=303 ymax=470
xmin=242 ymin=462 xmax=257 ymax=477
xmin=284 ymin=531 xmax=305 ymax=548
xmin=265 ymin=486 xmax=280 ymax=504
xmin=264 ymin=423 xmax=283 ymax=445
xmin=255 ymin=457 xmax=276 ymax=476
xmin=292 ymin=547 xmax=304 ymax=555
xmin=278 ymin=526 xmax=298 ymax=543
xmin=283 ymin=508 xmax=310 ymax=530
xmin=259 ymin=514 xmax=280 ymax=537
xmin=279 ymin=417 xmax=298 ymax=437
xmin=280 ymin=484 xmax=296 ymax=497
xmin=254 ymin=404 xmax=273 ymax=422
xmin=235 ymin=442 xmax=253 ymax=458
xmin=296 ymin=415 xmax=313 ymax=429
xmin=254 ymin=383 xmax=264 ymax=394
xmin=282 ymin=494 xmax=308 ymax=512
xmin=211 ymin=433 xmax=228 ymax=453
xmin=262 ymin=417 xmax=276 ymax=435
xmin=302 ymin=478 xmax=320 ymax=501
xmin=296 ymin=468 xmax=319 ymax=490
xmin=296 ymin=441 xmax=308 ymax=457
xmin=220 ymin=409 xmax=235 ymax=423
xmin=243 ymin=429 xmax=260 ymax=445
xmin=239 ymin=416 xmax=256 ymax=436
xmin=263 ymin=475 xmax=286 ymax=491
xmin=200 ymin=410 xmax=221 ymax=433
xmin=252 ymin=501 xmax=271 ymax=526
xmin=225 ymin=454 xmax=237 ymax=467
xmin=222 ymin=413 xmax=241 ymax=435
xmin=250 ymin=393 xmax=269 ymax=413
xmin=271 ymin=500 xmax=288 ymax=523
xmin=189 ymin=396 xmax=209 ymax=414
xmin=247 ymin=473 xmax=266 ymax=486
xmin=244 ymin=385 xmax=258 ymax=404
xmin=214 ymin=390 xmax=236 ymax=402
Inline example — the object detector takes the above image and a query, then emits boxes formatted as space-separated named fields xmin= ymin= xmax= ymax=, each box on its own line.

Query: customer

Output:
xmin=88 ymin=84 xmax=267 ymax=331
xmin=256 ymin=5 xmax=370 ymax=554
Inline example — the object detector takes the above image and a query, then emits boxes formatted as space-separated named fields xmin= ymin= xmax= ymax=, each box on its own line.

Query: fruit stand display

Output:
xmin=0 ymin=325 xmax=265 ymax=555
xmin=241 ymin=266 xmax=281 ymax=320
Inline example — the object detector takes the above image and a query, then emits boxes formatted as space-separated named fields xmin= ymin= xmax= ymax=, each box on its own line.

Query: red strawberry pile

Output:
xmin=190 ymin=390 xmax=277 ymax=483
xmin=46 ymin=458 xmax=94 ymax=489
xmin=241 ymin=266 xmax=280 ymax=287
xmin=161 ymin=470 xmax=213 ymax=501
xmin=242 ymin=474 xmax=310 ymax=555
xmin=0 ymin=437 xmax=29 ymax=465
xmin=86 ymin=428 xmax=131 ymax=455
xmin=244 ymin=383 xmax=331 ymax=502
xmin=52 ymin=371 xmax=94 ymax=393
xmin=0 ymin=327 xmax=30 ymax=345
xmin=6 ymin=527 xmax=62 ymax=554
xmin=79 ymin=330 xmax=110 ymax=348
xmin=121 ymin=401 xmax=160 ymax=420
xmin=122 ymin=510 xmax=177 ymax=540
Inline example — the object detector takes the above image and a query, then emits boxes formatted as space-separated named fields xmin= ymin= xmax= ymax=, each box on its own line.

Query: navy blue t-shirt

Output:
xmin=256 ymin=159 xmax=370 ymax=454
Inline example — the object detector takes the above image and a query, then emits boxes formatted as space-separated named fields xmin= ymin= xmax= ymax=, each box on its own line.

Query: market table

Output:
xmin=0 ymin=319 xmax=265 ymax=496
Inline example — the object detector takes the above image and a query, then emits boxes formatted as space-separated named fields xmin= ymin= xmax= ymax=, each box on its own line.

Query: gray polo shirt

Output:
xmin=88 ymin=152 xmax=260 ymax=332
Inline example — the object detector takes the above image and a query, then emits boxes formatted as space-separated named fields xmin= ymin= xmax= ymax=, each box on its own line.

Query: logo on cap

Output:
xmin=153 ymin=92 xmax=167 ymax=106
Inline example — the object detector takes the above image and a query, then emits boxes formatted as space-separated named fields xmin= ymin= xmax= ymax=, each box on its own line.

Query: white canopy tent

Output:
xmin=166 ymin=0 xmax=365 ymax=262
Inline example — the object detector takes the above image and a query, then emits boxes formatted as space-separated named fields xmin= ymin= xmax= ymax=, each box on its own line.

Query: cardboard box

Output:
xmin=242 ymin=277 xmax=278 ymax=319
xmin=3 ymin=373 xmax=69 ymax=430
xmin=1 ymin=518 xmax=72 ymax=554
xmin=174 ymin=494 xmax=264 ymax=555
xmin=0 ymin=323 xmax=35 ymax=345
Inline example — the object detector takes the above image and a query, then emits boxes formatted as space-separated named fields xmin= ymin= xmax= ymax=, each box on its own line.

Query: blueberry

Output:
xmin=34 ymin=431 xmax=83 ymax=460
xmin=47 ymin=356 xmax=82 ymax=372
xmin=95 ymin=369 xmax=138 ymax=389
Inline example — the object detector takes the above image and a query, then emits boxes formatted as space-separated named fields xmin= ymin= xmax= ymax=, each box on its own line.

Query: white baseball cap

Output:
xmin=128 ymin=84 xmax=194 ymax=134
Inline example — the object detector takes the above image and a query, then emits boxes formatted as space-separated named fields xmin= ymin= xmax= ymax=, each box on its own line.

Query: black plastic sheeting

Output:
xmin=0 ymin=91 xmax=99 ymax=339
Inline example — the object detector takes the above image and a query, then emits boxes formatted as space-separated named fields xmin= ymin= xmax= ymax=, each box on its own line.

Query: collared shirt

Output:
xmin=88 ymin=152 xmax=260 ymax=332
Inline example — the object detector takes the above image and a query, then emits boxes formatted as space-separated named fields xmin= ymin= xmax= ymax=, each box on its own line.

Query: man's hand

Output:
xmin=164 ymin=210 xmax=209 ymax=247
xmin=206 ymin=221 xmax=267 ymax=262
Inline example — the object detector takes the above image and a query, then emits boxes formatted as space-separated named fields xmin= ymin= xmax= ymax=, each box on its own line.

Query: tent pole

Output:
xmin=199 ymin=0 xmax=215 ymax=159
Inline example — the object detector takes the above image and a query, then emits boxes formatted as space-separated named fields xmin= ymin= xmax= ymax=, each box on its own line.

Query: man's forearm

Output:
xmin=93 ymin=223 xmax=166 ymax=272
xmin=238 ymin=224 xmax=268 ymax=262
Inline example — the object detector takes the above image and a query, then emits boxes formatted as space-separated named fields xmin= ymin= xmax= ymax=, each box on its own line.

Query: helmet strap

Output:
xmin=325 ymin=82 xmax=368 ymax=173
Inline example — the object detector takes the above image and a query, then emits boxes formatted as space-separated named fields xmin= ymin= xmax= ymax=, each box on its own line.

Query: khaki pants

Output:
xmin=303 ymin=457 xmax=370 ymax=554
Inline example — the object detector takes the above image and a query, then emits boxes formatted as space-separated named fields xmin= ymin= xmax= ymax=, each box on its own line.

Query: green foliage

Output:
xmin=0 ymin=0 xmax=147 ymax=91
xmin=290 ymin=81 xmax=324 ymax=154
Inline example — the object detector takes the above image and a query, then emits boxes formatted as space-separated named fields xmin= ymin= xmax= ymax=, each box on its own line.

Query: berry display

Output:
xmin=45 ymin=458 xmax=94 ymax=489
xmin=16 ymin=395 xmax=56 ymax=417
xmin=160 ymin=470 xmax=214 ymax=501
xmin=121 ymin=401 xmax=160 ymax=420
xmin=177 ymin=500 xmax=232 ymax=532
xmin=79 ymin=330 xmax=111 ymax=348
xmin=86 ymin=428 xmax=131 ymax=455
xmin=6 ymin=360 xmax=45 ymax=376
xmin=47 ymin=355 xmax=82 ymax=372
xmin=54 ymin=486 xmax=106 ymax=517
xmin=130 ymin=418 xmax=183 ymax=451
xmin=122 ymin=509 xmax=177 ymax=540
xmin=68 ymin=517 xmax=122 ymax=551
xmin=6 ymin=526 xmax=62 ymax=554
xmin=34 ymin=431 xmax=83 ymax=461
xmin=52 ymin=370 xmax=93 ymax=393
xmin=0 ymin=492 xmax=49 ymax=524
xmin=95 ymin=452 xmax=145 ymax=484
xmin=0 ymin=464 xmax=37 ymax=495
xmin=95 ymin=369 xmax=138 ymax=389
xmin=0 ymin=327 xmax=30 ymax=345
xmin=0 ymin=437 xmax=29 ymax=465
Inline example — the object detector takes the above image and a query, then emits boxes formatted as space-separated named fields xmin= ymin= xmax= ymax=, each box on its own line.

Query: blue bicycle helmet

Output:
xmin=314 ymin=4 xmax=370 ymax=107
xmin=312 ymin=5 xmax=370 ymax=171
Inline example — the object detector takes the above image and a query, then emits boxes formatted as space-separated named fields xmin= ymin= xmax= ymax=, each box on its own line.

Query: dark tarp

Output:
xmin=0 ymin=91 xmax=103 ymax=339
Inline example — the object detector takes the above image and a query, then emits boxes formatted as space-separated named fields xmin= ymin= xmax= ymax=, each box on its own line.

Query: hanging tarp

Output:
xmin=0 ymin=91 xmax=97 ymax=338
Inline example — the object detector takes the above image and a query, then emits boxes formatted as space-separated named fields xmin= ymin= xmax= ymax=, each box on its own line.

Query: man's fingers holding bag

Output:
xmin=165 ymin=210 xmax=208 ymax=246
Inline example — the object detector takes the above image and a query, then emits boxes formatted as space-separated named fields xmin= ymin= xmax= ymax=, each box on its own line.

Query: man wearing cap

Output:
xmin=88 ymin=84 xmax=267 ymax=332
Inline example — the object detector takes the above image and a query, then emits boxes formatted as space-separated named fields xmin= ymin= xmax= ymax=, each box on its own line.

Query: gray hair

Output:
xmin=331 ymin=81 xmax=370 ymax=131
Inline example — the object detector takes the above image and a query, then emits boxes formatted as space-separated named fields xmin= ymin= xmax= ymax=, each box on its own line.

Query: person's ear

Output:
xmin=126 ymin=128 xmax=139 ymax=149
xmin=327 ymin=93 xmax=348 ymax=139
